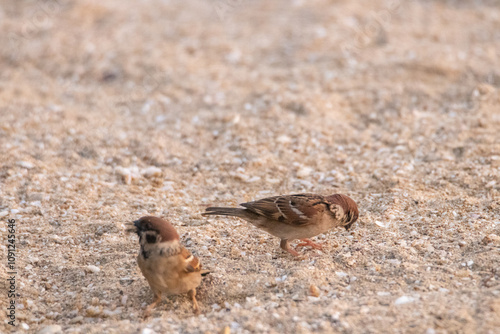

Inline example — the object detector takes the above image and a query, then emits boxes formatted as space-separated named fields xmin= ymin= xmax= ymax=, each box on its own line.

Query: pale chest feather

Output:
xmin=137 ymin=246 xmax=202 ymax=295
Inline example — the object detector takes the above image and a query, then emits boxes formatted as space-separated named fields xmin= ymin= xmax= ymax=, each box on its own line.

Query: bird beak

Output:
xmin=125 ymin=220 xmax=140 ymax=233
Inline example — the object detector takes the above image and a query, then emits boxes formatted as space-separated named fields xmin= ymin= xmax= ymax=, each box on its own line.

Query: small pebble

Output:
xmin=121 ymin=295 xmax=128 ymax=305
xmin=103 ymin=308 xmax=122 ymax=317
xmin=37 ymin=325 xmax=62 ymax=334
xmin=297 ymin=166 xmax=313 ymax=178
xmin=86 ymin=306 xmax=102 ymax=317
xmin=309 ymin=284 xmax=320 ymax=297
xmin=86 ymin=265 xmax=100 ymax=273
xmin=69 ymin=316 xmax=84 ymax=324
xmin=482 ymin=234 xmax=500 ymax=245
xmin=276 ymin=135 xmax=292 ymax=144
xmin=17 ymin=161 xmax=34 ymax=169
xmin=142 ymin=166 xmax=162 ymax=178
xmin=394 ymin=296 xmax=415 ymax=305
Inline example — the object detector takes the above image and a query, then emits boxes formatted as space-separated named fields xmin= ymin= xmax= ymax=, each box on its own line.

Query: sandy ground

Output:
xmin=1 ymin=0 xmax=500 ymax=333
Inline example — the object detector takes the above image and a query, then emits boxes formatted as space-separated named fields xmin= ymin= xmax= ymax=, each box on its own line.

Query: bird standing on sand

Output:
xmin=202 ymin=193 xmax=359 ymax=256
xmin=129 ymin=216 xmax=209 ymax=316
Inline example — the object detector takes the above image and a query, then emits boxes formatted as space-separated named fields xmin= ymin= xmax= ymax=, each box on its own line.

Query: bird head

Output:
xmin=326 ymin=194 xmax=359 ymax=231
xmin=129 ymin=216 xmax=180 ymax=246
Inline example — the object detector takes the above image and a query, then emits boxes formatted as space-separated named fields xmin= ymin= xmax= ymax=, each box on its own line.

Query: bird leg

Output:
xmin=188 ymin=289 xmax=200 ymax=314
xmin=296 ymin=238 xmax=323 ymax=250
xmin=144 ymin=292 xmax=162 ymax=318
xmin=280 ymin=239 xmax=300 ymax=256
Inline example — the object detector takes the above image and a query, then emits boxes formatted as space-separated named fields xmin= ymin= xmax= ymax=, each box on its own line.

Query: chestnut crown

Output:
xmin=132 ymin=216 xmax=180 ymax=243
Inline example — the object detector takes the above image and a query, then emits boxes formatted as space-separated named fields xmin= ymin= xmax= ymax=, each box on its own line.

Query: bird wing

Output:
xmin=240 ymin=193 xmax=326 ymax=226
xmin=180 ymin=248 xmax=202 ymax=273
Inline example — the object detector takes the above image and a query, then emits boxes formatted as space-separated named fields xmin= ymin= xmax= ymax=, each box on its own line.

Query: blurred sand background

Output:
xmin=1 ymin=0 xmax=500 ymax=333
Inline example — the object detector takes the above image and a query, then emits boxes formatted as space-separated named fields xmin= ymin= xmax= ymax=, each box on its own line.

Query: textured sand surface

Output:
xmin=1 ymin=0 xmax=500 ymax=333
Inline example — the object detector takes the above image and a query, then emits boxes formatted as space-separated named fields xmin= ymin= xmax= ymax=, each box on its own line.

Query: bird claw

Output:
xmin=280 ymin=239 xmax=300 ymax=256
xmin=143 ymin=306 xmax=154 ymax=318
xmin=296 ymin=239 xmax=323 ymax=250
xmin=143 ymin=294 xmax=161 ymax=318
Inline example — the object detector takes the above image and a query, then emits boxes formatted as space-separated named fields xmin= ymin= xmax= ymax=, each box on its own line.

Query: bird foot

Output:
xmin=143 ymin=294 xmax=161 ymax=318
xmin=188 ymin=289 xmax=201 ymax=315
xmin=296 ymin=239 xmax=323 ymax=250
xmin=143 ymin=305 xmax=155 ymax=318
xmin=280 ymin=239 xmax=300 ymax=256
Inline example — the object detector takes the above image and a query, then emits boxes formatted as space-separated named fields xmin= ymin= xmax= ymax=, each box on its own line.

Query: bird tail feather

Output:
xmin=202 ymin=207 xmax=246 ymax=218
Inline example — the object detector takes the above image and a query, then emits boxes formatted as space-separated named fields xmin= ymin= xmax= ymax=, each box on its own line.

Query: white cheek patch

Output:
xmin=331 ymin=206 xmax=344 ymax=220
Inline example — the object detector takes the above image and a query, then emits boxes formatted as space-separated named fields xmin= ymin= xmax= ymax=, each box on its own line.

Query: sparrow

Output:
xmin=202 ymin=193 xmax=359 ymax=256
xmin=129 ymin=216 xmax=209 ymax=316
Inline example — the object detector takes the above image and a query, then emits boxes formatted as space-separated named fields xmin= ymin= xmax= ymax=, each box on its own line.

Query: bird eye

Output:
xmin=146 ymin=234 xmax=157 ymax=244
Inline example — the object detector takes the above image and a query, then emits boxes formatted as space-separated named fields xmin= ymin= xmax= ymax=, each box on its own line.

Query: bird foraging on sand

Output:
xmin=202 ymin=193 xmax=359 ymax=256
xmin=129 ymin=216 xmax=209 ymax=316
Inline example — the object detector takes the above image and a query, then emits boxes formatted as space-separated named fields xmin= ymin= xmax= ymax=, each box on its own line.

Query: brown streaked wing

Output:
xmin=240 ymin=194 xmax=323 ymax=226
xmin=239 ymin=196 xmax=281 ymax=219
xmin=181 ymin=247 xmax=201 ymax=273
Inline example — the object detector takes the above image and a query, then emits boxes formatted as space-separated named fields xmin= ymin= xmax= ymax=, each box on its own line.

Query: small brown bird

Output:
xmin=202 ymin=193 xmax=359 ymax=256
xmin=130 ymin=216 xmax=208 ymax=316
